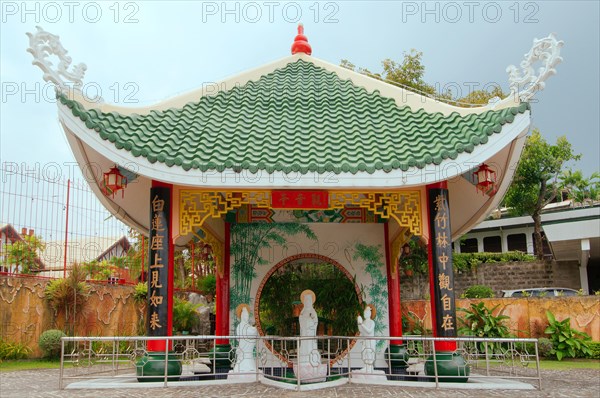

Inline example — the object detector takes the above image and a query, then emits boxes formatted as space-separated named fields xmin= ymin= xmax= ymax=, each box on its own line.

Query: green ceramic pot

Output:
xmin=209 ymin=344 xmax=232 ymax=368
xmin=136 ymin=352 xmax=182 ymax=382
xmin=386 ymin=344 xmax=409 ymax=369
xmin=424 ymin=351 xmax=470 ymax=383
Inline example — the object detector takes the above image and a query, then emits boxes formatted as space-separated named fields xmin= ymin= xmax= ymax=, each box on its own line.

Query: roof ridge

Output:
xmin=57 ymin=64 xmax=530 ymax=175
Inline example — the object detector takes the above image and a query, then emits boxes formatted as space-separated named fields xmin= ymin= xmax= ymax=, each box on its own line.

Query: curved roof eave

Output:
xmin=449 ymin=130 xmax=528 ymax=239
xmin=63 ymin=126 xmax=150 ymax=235
xmin=59 ymin=100 xmax=530 ymax=189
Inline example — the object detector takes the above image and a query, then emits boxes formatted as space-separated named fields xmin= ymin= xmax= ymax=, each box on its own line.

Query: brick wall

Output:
xmin=400 ymin=260 xmax=581 ymax=300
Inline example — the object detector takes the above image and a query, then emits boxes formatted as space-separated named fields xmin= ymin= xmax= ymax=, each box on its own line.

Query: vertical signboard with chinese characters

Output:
xmin=147 ymin=187 xmax=170 ymax=337
xmin=428 ymin=187 xmax=456 ymax=338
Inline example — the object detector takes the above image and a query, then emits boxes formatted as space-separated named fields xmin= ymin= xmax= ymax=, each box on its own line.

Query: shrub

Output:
xmin=133 ymin=282 xmax=147 ymax=304
xmin=463 ymin=285 xmax=495 ymax=299
xmin=454 ymin=251 xmax=535 ymax=273
xmin=586 ymin=341 xmax=600 ymax=360
xmin=459 ymin=302 xmax=512 ymax=353
xmin=173 ymin=298 xmax=201 ymax=333
xmin=44 ymin=263 xmax=90 ymax=322
xmin=39 ymin=329 xmax=66 ymax=359
xmin=458 ymin=302 xmax=512 ymax=338
xmin=515 ymin=341 xmax=536 ymax=355
xmin=403 ymin=312 xmax=430 ymax=335
xmin=198 ymin=274 xmax=216 ymax=296
xmin=544 ymin=311 xmax=592 ymax=360
xmin=537 ymin=337 xmax=554 ymax=358
xmin=0 ymin=340 xmax=32 ymax=360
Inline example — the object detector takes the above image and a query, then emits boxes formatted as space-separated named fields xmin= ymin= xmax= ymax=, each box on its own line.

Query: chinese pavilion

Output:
xmin=28 ymin=25 xmax=562 ymax=383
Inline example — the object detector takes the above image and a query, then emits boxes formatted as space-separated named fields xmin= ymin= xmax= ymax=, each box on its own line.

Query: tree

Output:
xmin=504 ymin=130 xmax=580 ymax=259
xmin=341 ymin=51 xmax=505 ymax=106
xmin=2 ymin=234 xmax=45 ymax=274
xmin=342 ymin=49 xmax=437 ymax=95
xmin=381 ymin=50 xmax=437 ymax=96
xmin=458 ymin=85 xmax=505 ymax=106
xmin=124 ymin=228 xmax=145 ymax=281
xmin=560 ymin=169 xmax=600 ymax=205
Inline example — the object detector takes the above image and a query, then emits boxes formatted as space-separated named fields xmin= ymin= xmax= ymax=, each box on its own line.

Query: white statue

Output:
xmin=298 ymin=289 xmax=319 ymax=365
xmin=357 ymin=304 xmax=376 ymax=373
xmin=351 ymin=304 xmax=386 ymax=380
xmin=231 ymin=304 xmax=257 ymax=374
xmin=293 ymin=289 xmax=327 ymax=382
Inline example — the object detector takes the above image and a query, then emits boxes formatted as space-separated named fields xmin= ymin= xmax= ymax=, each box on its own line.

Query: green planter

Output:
xmin=136 ymin=352 xmax=182 ymax=382
xmin=209 ymin=343 xmax=232 ymax=368
xmin=386 ymin=344 xmax=409 ymax=369
xmin=424 ymin=352 xmax=469 ymax=383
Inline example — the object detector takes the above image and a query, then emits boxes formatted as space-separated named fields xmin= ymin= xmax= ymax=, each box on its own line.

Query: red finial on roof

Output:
xmin=291 ymin=23 xmax=312 ymax=55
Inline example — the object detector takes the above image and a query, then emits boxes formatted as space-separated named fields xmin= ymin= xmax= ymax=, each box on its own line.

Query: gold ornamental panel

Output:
xmin=180 ymin=190 xmax=271 ymax=236
xmin=329 ymin=191 xmax=421 ymax=235
xmin=180 ymin=190 xmax=421 ymax=237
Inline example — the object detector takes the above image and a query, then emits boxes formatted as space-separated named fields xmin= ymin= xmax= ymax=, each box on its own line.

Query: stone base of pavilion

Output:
xmin=65 ymin=370 xmax=536 ymax=391
xmin=350 ymin=368 xmax=387 ymax=381
xmin=292 ymin=361 xmax=328 ymax=383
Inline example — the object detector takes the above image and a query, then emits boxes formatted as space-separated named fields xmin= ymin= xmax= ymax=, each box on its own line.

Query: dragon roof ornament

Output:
xmin=507 ymin=33 xmax=563 ymax=103
xmin=27 ymin=26 xmax=87 ymax=94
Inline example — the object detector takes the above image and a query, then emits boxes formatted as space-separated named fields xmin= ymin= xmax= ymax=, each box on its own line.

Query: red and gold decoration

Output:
xmin=181 ymin=190 xmax=421 ymax=235
xmin=291 ymin=23 xmax=312 ymax=55
xmin=102 ymin=165 xmax=127 ymax=198
xmin=271 ymin=190 xmax=329 ymax=209
xmin=474 ymin=163 xmax=497 ymax=196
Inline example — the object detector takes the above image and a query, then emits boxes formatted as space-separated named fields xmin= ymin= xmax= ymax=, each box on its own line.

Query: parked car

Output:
xmin=501 ymin=288 xmax=579 ymax=298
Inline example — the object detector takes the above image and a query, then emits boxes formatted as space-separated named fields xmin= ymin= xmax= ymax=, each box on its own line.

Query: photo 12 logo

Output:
xmin=401 ymin=1 xmax=540 ymax=24
xmin=1 ymin=81 xmax=140 ymax=104
xmin=200 ymin=1 xmax=340 ymax=23
xmin=1 ymin=1 xmax=140 ymax=23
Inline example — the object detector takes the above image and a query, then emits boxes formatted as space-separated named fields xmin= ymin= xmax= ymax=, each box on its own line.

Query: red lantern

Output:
xmin=103 ymin=165 xmax=127 ymax=198
xmin=474 ymin=163 xmax=497 ymax=196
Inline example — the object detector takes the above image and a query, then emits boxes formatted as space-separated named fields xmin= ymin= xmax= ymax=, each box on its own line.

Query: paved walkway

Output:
xmin=1 ymin=367 xmax=599 ymax=397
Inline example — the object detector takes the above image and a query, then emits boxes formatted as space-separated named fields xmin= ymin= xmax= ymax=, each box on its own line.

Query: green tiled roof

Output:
xmin=60 ymin=59 xmax=530 ymax=175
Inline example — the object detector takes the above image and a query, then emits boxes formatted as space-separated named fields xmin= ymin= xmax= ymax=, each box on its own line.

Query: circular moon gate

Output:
xmin=254 ymin=253 xmax=363 ymax=366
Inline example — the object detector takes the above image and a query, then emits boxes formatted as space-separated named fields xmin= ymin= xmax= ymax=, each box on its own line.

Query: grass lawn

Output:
xmin=0 ymin=359 xmax=63 ymax=372
xmin=1 ymin=358 xmax=598 ymax=373
xmin=539 ymin=358 xmax=600 ymax=370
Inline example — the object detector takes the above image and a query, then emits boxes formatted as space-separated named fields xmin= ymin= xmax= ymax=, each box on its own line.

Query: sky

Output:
xmin=1 ymin=0 xmax=599 ymax=182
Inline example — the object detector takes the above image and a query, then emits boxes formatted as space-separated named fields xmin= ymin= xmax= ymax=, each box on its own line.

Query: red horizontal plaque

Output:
xmin=271 ymin=190 xmax=329 ymax=209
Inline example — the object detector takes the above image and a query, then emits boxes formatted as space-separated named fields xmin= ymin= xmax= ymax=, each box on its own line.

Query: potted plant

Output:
xmin=173 ymin=297 xmax=201 ymax=334
xmin=399 ymin=240 xmax=428 ymax=277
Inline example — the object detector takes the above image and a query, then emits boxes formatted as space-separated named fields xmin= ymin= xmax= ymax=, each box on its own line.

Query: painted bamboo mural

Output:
xmin=229 ymin=223 xmax=316 ymax=322
xmin=351 ymin=242 xmax=388 ymax=350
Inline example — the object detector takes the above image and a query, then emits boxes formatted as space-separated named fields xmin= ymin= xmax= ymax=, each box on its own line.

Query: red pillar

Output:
xmin=426 ymin=181 xmax=457 ymax=352
xmin=215 ymin=222 xmax=231 ymax=344
xmin=384 ymin=222 xmax=403 ymax=344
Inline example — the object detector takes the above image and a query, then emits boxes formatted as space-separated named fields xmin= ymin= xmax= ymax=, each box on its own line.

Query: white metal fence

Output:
xmin=59 ymin=335 xmax=541 ymax=390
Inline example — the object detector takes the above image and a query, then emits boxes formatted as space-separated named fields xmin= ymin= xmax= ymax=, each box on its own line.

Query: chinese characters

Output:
xmin=271 ymin=190 xmax=329 ymax=209
xmin=148 ymin=190 xmax=169 ymax=334
xmin=429 ymin=189 xmax=456 ymax=336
